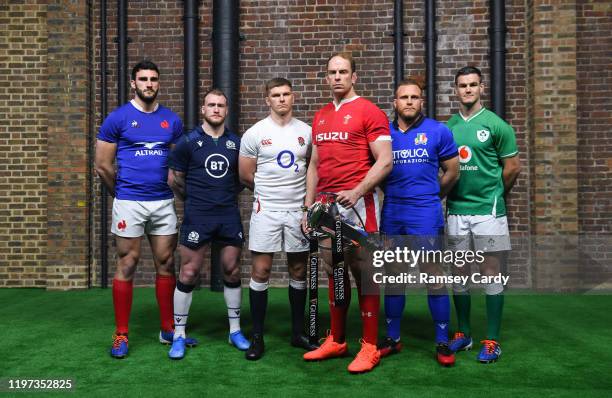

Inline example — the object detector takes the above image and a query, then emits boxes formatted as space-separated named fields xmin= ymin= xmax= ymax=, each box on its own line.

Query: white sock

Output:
xmin=173 ymin=286 xmax=193 ymax=339
xmin=224 ymin=284 xmax=242 ymax=334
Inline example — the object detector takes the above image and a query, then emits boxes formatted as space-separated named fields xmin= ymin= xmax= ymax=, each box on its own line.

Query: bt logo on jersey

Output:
xmin=204 ymin=153 xmax=229 ymax=179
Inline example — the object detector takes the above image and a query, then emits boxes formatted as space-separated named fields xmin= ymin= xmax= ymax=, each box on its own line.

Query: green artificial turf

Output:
xmin=0 ymin=288 xmax=611 ymax=397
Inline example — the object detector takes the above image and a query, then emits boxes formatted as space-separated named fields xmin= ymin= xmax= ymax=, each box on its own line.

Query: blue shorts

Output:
xmin=381 ymin=203 xmax=444 ymax=251
xmin=179 ymin=221 xmax=244 ymax=249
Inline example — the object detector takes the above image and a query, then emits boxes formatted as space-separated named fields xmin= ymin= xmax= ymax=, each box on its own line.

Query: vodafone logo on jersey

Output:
xmin=458 ymin=145 xmax=472 ymax=163
xmin=316 ymin=132 xmax=348 ymax=142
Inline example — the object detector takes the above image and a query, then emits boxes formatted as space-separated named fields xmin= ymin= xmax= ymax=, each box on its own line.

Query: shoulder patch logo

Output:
xmin=226 ymin=140 xmax=237 ymax=150
xmin=476 ymin=129 xmax=490 ymax=142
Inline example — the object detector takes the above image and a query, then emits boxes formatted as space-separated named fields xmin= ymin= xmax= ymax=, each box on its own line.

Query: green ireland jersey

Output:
xmin=446 ymin=108 xmax=518 ymax=217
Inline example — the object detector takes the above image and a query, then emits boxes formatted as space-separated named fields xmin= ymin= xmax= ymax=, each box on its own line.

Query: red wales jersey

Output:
xmin=312 ymin=96 xmax=390 ymax=192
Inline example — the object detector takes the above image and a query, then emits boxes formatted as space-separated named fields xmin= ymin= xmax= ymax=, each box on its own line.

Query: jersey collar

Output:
xmin=130 ymin=99 xmax=159 ymax=113
xmin=196 ymin=124 xmax=232 ymax=139
xmin=333 ymin=95 xmax=360 ymax=111
xmin=392 ymin=113 xmax=425 ymax=133
xmin=459 ymin=106 xmax=486 ymax=123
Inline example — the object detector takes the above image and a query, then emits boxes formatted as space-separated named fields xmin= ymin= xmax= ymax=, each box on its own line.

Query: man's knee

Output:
xmin=179 ymin=262 xmax=201 ymax=284
xmin=251 ymin=265 xmax=271 ymax=283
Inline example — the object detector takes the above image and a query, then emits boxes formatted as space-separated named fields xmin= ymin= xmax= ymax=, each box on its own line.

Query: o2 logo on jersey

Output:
xmin=458 ymin=145 xmax=472 ymax=163
xmin=277 ymin=150 xmax=299 ymax=172
xmin=205 ymin=153 xmax=230 ymax=178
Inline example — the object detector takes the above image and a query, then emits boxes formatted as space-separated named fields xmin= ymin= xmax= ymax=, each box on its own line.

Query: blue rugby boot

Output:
xmin=449 ymin=332 xmax=473 ymax=352
xmin=478 ymin=339 xmax=502 ymax=363
xmin=110 ymin=334 xmax=128 ymax=359
xmin=229 ymin=331 xmax=250 ymax=351
xmin=168 ymin=337 xmax=186 ymax=360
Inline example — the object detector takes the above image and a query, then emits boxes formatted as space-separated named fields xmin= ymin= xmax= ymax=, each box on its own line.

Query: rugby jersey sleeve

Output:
xmin=171 ymin=116 xmax=184 ymax=144
xmin=168 ymin=135 xmax=190 ymax=172
xmin=239 ymin=128 xmax=259 ymax=158
xmin=494 ymin=119 xmax=519 ymax=159
xmin=438 ymin=123 xmax=459 ymax=161
xmin=363 ymin=102 xmax=391 ymax=142
xmin=97 ymin=110 xmax=121 ymax=143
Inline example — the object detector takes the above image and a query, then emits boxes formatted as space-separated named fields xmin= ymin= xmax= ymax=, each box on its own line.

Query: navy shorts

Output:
xmin=179 ymin=221 xmax=244 ymax=249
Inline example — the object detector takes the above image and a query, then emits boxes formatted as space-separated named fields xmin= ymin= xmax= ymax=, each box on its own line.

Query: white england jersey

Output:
xmin=240 ymin=116 xmax=311 ymax=211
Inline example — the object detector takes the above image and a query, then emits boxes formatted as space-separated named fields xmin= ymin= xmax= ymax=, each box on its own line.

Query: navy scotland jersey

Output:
xmin=169 ymin=125 xmax=241 ymax=224
xmin=382 ymin=116 xmax=458 ymax=234
xmin=97 ymin=101 xmax=183 ymax=201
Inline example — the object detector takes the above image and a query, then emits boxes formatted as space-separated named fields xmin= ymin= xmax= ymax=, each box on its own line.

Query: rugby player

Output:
xmin=446 ymin=66 xmax=521 ymax=363
xmin=239 ymin=78 xmax=316 ymax=360
xmin=302 ymin=52 xmax=392 ymax=373
xmin=378 ymin=77 xmax=459 ymax=366
xmin=166 ymin=88 xmax=248 ymax=359
xmin=95 ymin=60 xmax=196 ymax=358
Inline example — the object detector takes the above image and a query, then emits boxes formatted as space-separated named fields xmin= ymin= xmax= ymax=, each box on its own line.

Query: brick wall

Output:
xmin=576 ymin=1 xmax=611 ymax=289
xmin=528 ymin=0 xmax=579 ymax=290
xmin=1 ymin=1 xmax=608 ymax=290
xmin=46 ymin=1 xmax=91 ymax=289
xmin=0 ymin=2 xmax=48 ymax=287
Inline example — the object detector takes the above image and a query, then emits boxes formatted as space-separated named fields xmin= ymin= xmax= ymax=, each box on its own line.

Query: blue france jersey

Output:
xmin=97 ymin=101 xmax=183 ymax=200
xmin=169 ymin=126 xmax=241 ymax=223
xmin=384 ymin=117 xmax=458 ymax=204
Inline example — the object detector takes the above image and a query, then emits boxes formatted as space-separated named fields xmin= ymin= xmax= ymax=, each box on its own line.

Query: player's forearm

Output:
xmin=439 ymin=170 xmax=459 ymax=199
xmin=503 ymin=168 xmax=520 ymax=194
xmin=239 ymin=173 xmax=254 ymax=191
xmin=353 ymin=155 xmax=392 ymax=197
xmin=304 ymin=164 xmax=318 ymax=207
xmin=95 ymin=166 xmax=116 ymax=197
xmin=168 ymin=169 xmax=186 ymax=201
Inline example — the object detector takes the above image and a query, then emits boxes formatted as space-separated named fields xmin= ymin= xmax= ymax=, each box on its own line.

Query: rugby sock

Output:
xmin=358 ymin=290 xmax=379 ymax=345
xmin=113 ymin=278 xmax=133 ymax=335
xmin=288 ymin=279 xmax=307 ymax=336
xmin=453 ymin=293 xmax=472 ymax=336
xmin=223 ymin=280 xmax=242 ymax=334
xmin=486 ymin=293 xmax=504 ymax=341
xmin=155 ymin=274 xmax=176 ymax=332
xmin=327 ymin=273 xmax=351 ymax=343
xmin=427 ymin=289 xmax=450 ymax=343
xmin=383 ymin=295 xmax=405 ymax=341
xmin=249 ymin=278 xmax=269 ymax=335
xmin=173 ymin=281 xmax=194 ymax=339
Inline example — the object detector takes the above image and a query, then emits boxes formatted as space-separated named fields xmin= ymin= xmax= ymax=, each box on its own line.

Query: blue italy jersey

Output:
xmin=382 ymin=116 xmax=458 ymax=232
xmin=169 ymin=125 xmax=241 ymax=223
xmin=97 ymin=101 xmax=183 ymax=200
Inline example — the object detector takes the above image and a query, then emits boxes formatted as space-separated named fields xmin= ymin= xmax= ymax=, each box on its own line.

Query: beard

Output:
xmin=135 ymin=87 xmax=158 ymax=104
xmin=398 ymin=109 xmax=420 ymax=125
xmin=204 ymin=114 xmax=225 ymax=127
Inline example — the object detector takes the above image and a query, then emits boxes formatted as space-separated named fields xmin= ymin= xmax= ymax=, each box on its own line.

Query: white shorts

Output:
xmin=111 ymin=198 xmax=178 ymax=238
xmin=447 ymin=214 xmax=511 ymax=252
xmin=319 ymin=190 xmax=381 ymax=233
xmin=248 ymin=209 xmax=309 ymax=253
